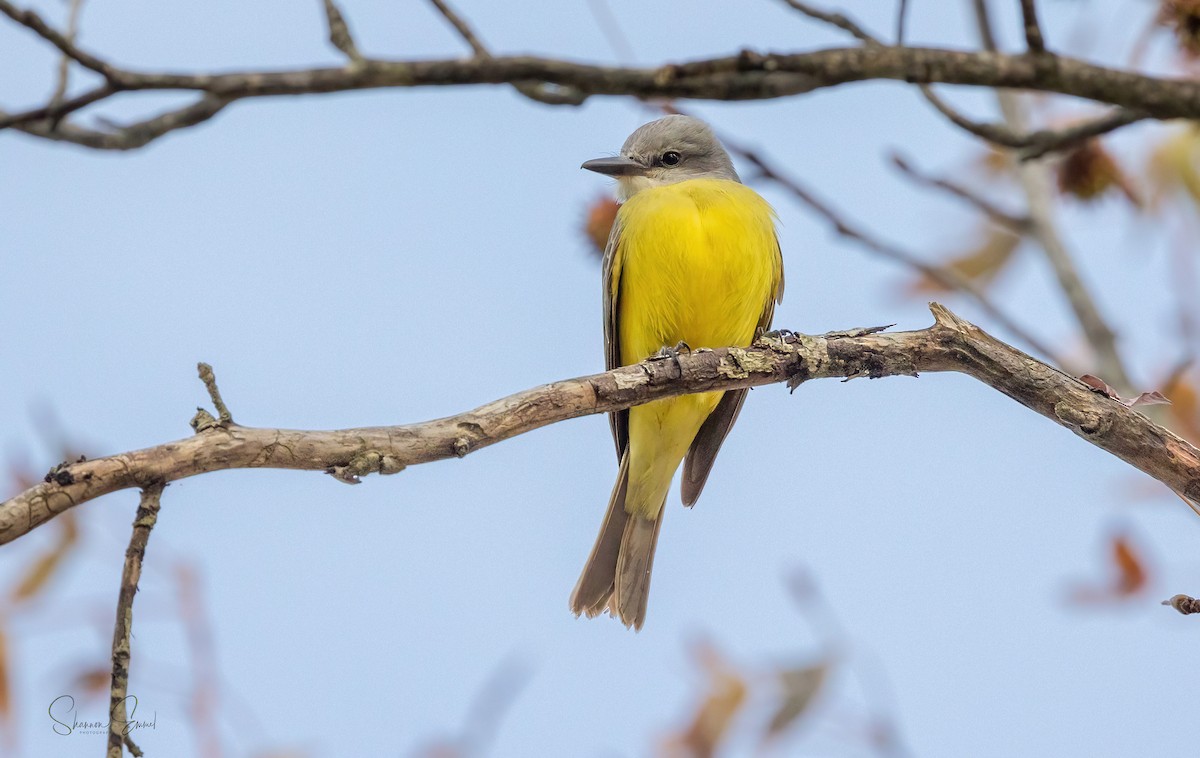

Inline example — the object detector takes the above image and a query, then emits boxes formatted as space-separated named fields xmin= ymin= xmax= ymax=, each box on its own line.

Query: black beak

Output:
xmin=581 ymin=156 xmax=645 ymax=177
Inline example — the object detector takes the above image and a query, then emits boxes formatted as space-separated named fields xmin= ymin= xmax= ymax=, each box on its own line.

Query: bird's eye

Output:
xmin=660 ymin=150 xmax=682 ymax=166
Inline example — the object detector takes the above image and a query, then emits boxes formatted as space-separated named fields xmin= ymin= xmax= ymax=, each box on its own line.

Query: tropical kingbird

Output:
xmin=571 ymin=115 xmax=785 ymax=629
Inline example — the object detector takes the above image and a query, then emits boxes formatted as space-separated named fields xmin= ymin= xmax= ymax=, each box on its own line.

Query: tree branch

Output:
xmin=0 ymin=0 xmax=115 ymax=80
xmin=973 ymin=0 xmax=1133 ymax=394
xmin=320 ymin=0 xmax=363 ymax=64
xmin=1 ymin=305 xmax=1197 ymax=546
xmin=1019 ymin=0 xmax=1046 ymax=53
xmin=3 ymin=0 xmax=1200 ymax=151
xmin=107 ymin=483 xmax=163 ymax=758
xmin=920 ymin=86 xmax=1146 ymax=159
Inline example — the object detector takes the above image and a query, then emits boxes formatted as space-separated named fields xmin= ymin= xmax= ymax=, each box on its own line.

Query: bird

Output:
xmin=571 ymin=115 xmax=785 ymax=630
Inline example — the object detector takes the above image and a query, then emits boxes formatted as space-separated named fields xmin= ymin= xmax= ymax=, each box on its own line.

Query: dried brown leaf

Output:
xmin=1161 ymin=371 xmax=1200 ymax=441
xmin=1125 ymin=391 xmax=1171 ymax=408
xmin=72 ymin=667 xmax=111 ymax=698
xmin=0 ymin=627 xmax=10 ymax=741
xmin=908 ymin=227 xmax=1020 ymax=293
xmin=1112 ymin=534 xmax=1150 ymax=596
xmin=1070 ymin=531 xmax=1151 ymax=604
xmin=1056 ymin=139 xmax=1140 ymax=205
xmin=1078 ymin=374 xmax=1120 ymax=399
xmin=1157 ymin=0 xmax=1200 ymax=58
xmin=763 ymin=659 xmax=831 ymax=742
xmin=662 ymin=642 xmax=748 ymax=758
xmin=10 ymin=512 xmax=79 ymax=603
xmin=583 ymin=196 xmax=619 ymax=258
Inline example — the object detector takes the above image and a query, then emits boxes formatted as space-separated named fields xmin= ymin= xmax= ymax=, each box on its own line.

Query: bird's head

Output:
xmin=582 ymin=115 xmax=740 ymax=201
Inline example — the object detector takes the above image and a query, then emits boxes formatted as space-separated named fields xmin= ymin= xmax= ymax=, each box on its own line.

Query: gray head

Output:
xmin=581 ymin=115 xmax=740 ymax=200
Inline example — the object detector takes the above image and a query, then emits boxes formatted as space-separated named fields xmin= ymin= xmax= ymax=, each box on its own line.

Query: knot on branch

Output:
xmin=326 ymin=450 xmax=406 ymax=484
xmin=1054 ymin=400 xmax=1112 ymax=436
xmin=1162 ymin=594 xmax=1200 ymax=615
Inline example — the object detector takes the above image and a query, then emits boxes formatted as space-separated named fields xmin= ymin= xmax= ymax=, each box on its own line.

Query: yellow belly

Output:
xmin=613 ymin=178 xmax=782 ymax=517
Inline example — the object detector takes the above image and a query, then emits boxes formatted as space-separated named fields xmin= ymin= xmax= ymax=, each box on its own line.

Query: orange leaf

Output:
xmin=10 ymin=512 xmax=79 ymax=604
xmin=0 ymin=627 xmax=11 ymax=746
xmin=583 ymin=196 xmax=619 ymax=258
xmin=908 ymin=227 xmax=1020 ymax=294
xmin=1069 ymin=530 xmax=1151 ymax=604
xmin=72 ymin=667 xmax=111 ymax=698
xmin=662 ymin=642 xmax=748 ymax=758
xmin=1112 ymin=534 xmax=1149 ymax=596
xmin=1161 ymin=371 xmax=1200 ymax=442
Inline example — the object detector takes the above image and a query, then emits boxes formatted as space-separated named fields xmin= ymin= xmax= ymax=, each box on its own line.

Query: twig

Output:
xmin=726 ymin=139 xmax=1062 ymax=364
xmin=890 ymin=152 xmax=1030 ymax=231
xmin=49 ymin=0 xmax=86 ymax=108
xmin=5 ymin=304 xmax=1198 ymax=546
xmin=1162 ymin=594 xmax=1200 ymax=615
xmin=426 ymin=0 xmax=586 ymax=105
xmin=320 ymin=0 xmax=363 ymax=63
xmin=777 ymin=0 xmax=880 ymax=45
xmin=0 ymin=83 xmax=112 ymax=129
xmin=107 ymin=483 xmax=165 ymax=758
xmin=197 ymin=362 xmax=233 ymax=425
xmin=0 ymin=0 xmax=115 ymax=80
xmin=585 ymin=0 xmax=635 ymax=62
xmin=10 ymin=94 xmax=230 ymax=151
xmin=427 ymin=0 xmax=488 ymax=56
xmin=972 ymin=0 xmax=1133 ymax=393
xmin=921 ymin=86 xmax=1145 ymax=159
xmin=896 ymin=0 xmax=911 ymax=45
xmin=1020 ymin=0 xmax=1046 ymax=53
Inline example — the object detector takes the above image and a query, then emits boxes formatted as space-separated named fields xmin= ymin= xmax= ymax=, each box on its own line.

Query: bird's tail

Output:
xmin=569 ymin=451 xmax=665 ymax=631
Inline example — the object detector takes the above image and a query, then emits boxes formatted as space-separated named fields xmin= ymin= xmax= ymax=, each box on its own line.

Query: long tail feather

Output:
xmin=611 ymin=510 xmax=664 ymax=630
xmin=570 ymin=453 xmax=631 ymax=617
xmin=570 ymin=451 xmax=666 ymax=629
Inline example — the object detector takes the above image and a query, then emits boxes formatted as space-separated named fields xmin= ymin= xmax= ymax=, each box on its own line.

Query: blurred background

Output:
xmin=3 ymin=0 xmax=1200 ymax=755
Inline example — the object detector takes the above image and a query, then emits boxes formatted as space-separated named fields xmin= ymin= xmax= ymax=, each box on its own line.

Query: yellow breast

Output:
xmin=613 ymin=178 xmax=782 ymax=365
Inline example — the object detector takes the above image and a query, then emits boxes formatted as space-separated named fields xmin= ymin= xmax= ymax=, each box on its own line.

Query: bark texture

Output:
xmin=2 ymin=305 xmax=1197 ymax=546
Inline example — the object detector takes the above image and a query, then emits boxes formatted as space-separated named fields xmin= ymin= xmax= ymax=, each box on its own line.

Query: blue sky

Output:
xmin=3 ymin=1 xmax=1199 ymax=756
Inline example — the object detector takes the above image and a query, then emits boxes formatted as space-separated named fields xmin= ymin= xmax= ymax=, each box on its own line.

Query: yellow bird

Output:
xmin=571 ymin=115 xmax=785 ymax=629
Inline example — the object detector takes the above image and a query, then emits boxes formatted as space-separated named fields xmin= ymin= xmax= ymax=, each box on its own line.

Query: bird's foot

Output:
xmin=648 ymin=342 xmax=692 ymax=373
xmin=759 ymin=328 xmax=798 ymax=343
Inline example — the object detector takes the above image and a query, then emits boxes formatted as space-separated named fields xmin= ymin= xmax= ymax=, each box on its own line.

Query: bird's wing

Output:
xmin=602 ymin=213 xmax=629 ymax=460
xmin=680 ymin=235 xmax=785 ymax=507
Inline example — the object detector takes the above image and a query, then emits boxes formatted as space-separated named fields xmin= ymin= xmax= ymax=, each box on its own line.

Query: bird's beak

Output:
xmin=581 ymin=156 xmax=645 ymax=177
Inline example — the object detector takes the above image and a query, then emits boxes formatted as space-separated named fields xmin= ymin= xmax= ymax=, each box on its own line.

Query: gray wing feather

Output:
xmin=602 ymin=215 xmax=628 ymax=459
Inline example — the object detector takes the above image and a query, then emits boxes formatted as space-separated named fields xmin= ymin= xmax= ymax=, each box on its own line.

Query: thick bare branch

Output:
xmin=0 ymin=13 xmax=1199 ymax=150
xmin=2 ymin=305 xmax=1197 ymax=546
xmin=107 ymin=483 xmax=163 ymax=758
